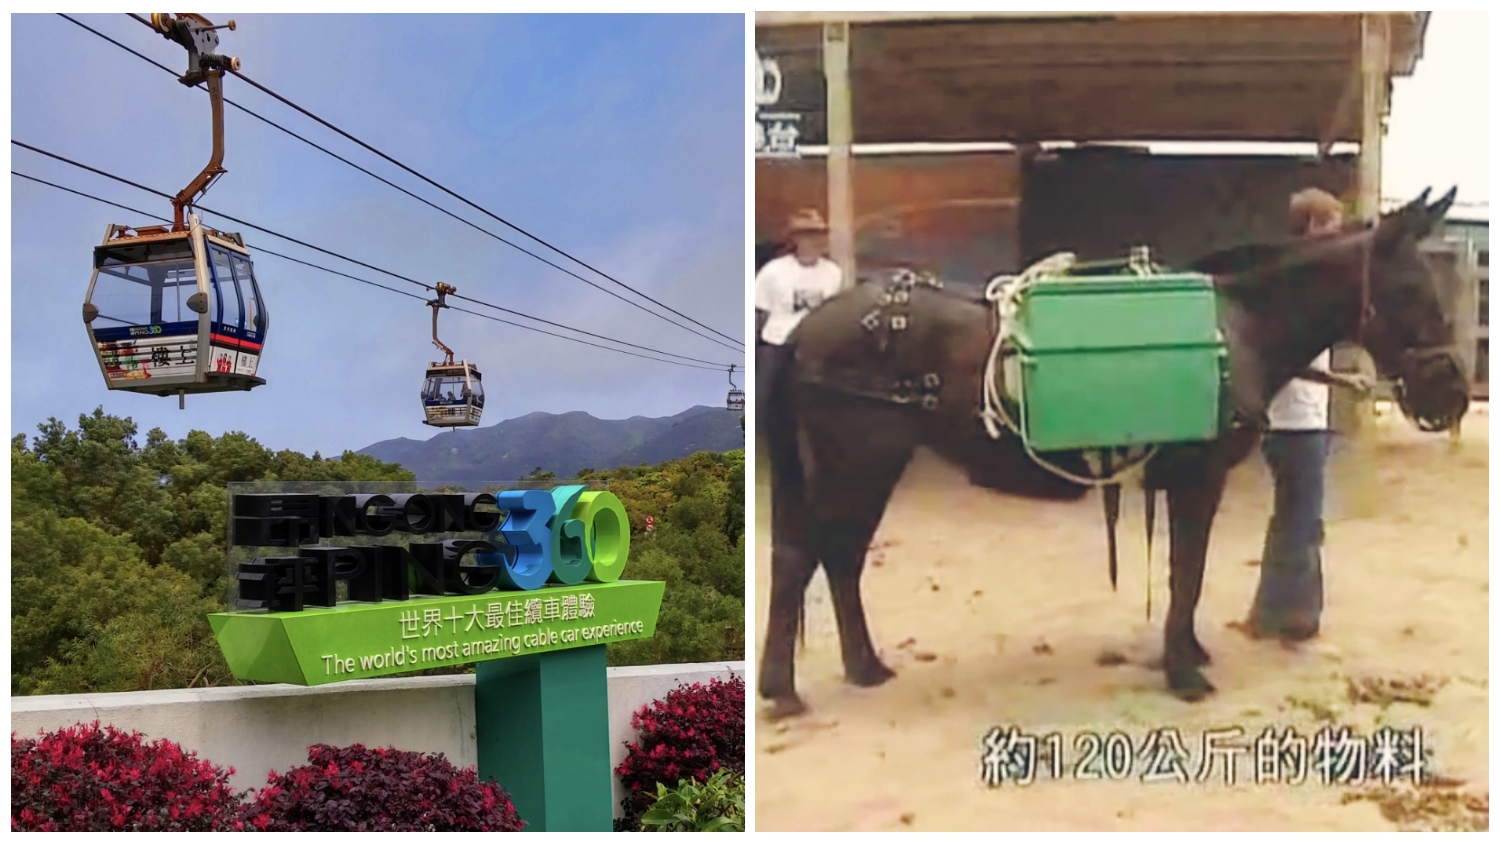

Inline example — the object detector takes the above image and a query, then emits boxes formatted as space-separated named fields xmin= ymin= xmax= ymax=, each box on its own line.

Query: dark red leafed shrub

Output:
xmin=240 ymin=743 xmax=524 ymax=831
xmin=614 ymin=674 xmax=746 ymax=828
xmin=11 ymin=721 xmax=244 ymax=832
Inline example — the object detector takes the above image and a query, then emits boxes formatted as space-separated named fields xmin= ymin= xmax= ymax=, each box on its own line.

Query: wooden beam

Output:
xmin=1333 ymin=13 xmax=1391 ymax=450
xmin=1316 ymin=62 xmax=1362 ymax=156
xmin=758 ymin=11 xmax=1110 ymax=26
xmin=1356 ymin=13 xmax=1390 ymax=223
xmin=824 ymin=21 xmax=856 ymax=288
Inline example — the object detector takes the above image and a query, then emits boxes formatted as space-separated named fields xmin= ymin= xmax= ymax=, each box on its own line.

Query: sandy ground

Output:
xmin=753 ymin=403 xmax=1489 ymax=831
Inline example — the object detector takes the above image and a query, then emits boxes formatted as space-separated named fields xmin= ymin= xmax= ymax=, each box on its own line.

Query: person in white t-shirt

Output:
xmin=754 ymin=209 xmax=844 ymax=425
xmin=1244 ymin=188 xmax=1374 ymax=642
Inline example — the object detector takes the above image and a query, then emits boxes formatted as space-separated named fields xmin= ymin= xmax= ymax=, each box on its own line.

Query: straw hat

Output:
xmin=785 ymin=208 xmax=830 ymax=236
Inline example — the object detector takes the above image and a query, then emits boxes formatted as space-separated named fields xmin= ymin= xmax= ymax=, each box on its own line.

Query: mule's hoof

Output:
xmin=1168 ymin=669 xmax=1216 ymax=702
xmin=847 ymin=660 xmax=897 ymax=688
xmin=765 ymin=695 xmax=808 ymax=720
xmin=1189 ymin=640 xmax=1212 ymax=667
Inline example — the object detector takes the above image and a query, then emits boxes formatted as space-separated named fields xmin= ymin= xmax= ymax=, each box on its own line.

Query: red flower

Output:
xmin=613 ymin=676 xmax=745 ymax=823
xmin=238 ymin=744 xmax=525 ymax=832
xmin=11 ymin=723 xmax=240 ymax=832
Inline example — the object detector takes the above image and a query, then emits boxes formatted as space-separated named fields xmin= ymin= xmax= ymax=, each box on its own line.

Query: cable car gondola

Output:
xmin=422 ymin=283 xmax=484 ymax=427
xmin=726 ymin=364 xmax=745 ymax=412
xmin=81 ymin=14 xmax=265 ymax=408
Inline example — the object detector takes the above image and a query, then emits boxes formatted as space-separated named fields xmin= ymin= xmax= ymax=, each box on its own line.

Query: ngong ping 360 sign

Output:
xmin=208 ymin=483 xmax=663 ymax=686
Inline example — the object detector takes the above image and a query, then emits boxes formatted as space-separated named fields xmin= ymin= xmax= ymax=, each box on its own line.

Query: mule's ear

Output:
xmin=1405 ymin=186 xmax=1457 ymax=242
xmin=1403 ymin=187 xmax=1432 ymax=216
xmin=1428 ymin=186 xmax=1458 ymax=220
xmin=1380 ymin=188 xmax=1427 ymax=225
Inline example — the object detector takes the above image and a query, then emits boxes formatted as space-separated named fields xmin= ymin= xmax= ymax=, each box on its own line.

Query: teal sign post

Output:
xmin=209 ymin=482 xmax=663 ymax=831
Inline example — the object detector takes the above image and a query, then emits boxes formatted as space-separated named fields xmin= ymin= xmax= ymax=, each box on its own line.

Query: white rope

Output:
xmin=978 ymin=252 xmax=1159 ymax=489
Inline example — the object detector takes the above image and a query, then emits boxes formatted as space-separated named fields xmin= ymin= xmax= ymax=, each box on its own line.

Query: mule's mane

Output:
xmin=857 ymin=221 xmax=1379 ymax=302
xmin=1189 ymin=224 xmax=1372 ymax=296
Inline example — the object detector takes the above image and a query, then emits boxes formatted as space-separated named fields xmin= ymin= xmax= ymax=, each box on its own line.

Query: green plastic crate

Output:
xmin=1009 ymin=271 xmax=1227 ymax=452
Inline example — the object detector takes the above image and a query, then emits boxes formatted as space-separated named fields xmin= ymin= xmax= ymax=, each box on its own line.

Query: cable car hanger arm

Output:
xmin=430 ymin=282 xmax=457 ymax=366
xmin=152 ymin=13 xmax=240 ymax=231
xmin=170 ymin=70 xmax=227 ymax=231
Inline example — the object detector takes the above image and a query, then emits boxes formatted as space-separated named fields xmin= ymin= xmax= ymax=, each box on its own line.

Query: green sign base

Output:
xmin=478 ymin=645 xmax=612 ymax=832
xmin=208 ymin=580 xmax=664 ymax=686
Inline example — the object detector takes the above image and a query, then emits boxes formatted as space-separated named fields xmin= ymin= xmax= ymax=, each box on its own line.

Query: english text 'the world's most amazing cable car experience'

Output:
xmin=81 ymin=13 xmax=267 ymax=409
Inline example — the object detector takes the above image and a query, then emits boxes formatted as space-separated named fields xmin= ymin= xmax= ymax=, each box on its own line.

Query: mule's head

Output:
xmin=1362 ymin=186 xmax=1471 ymax=432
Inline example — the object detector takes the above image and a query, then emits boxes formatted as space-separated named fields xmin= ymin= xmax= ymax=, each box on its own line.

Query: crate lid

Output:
xmin=1012 ymin=271 xmax=1224 ymax=351
xmin=1023 ymin=272 xmax=1215 ymax=297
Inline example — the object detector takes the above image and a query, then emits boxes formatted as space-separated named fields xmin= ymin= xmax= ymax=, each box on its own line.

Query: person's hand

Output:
xmin=1340 ymin=373 xmax=1377 ymax=395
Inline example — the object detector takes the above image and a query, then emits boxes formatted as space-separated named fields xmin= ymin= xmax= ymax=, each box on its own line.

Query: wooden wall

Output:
xmin=755 ymin=152 xmax=1021 ymax=283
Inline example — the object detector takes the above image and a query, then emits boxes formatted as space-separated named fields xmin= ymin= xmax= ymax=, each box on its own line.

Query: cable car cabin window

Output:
xmin=91 ymin=259 xmax=198 ymax=329
xmin=230 ymin=255 xmax=266 ymax=338
xmin=208 ymin=248 xmax=244 ymax=339
xmin=424 ymin=374 xmax=478 ymax=405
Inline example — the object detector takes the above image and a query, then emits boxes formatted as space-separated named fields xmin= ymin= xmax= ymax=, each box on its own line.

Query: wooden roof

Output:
xmin=755 ymin=13 xmax=1429 ymax=145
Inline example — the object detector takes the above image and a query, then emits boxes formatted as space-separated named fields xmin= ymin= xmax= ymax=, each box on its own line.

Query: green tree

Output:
xmin=577 ymin=449 xmax=746 ymax=667
xmin=10 ymin=409 xmax=417 ymax=695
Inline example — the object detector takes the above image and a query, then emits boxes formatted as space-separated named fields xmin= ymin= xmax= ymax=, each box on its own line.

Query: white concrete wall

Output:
xmin=11 ymin=661 xmax=745 ymax=819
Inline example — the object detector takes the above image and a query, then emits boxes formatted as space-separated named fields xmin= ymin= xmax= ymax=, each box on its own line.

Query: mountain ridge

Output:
xmin=356 ymin=405 xmax=743 ymax=481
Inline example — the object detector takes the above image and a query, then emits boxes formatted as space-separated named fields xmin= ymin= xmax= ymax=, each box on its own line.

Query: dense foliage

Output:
xmin=615 ymin=675 xmax=746 ymax=830
xmin=11 ymin=722 xmax=244 ymax=832
xmin=578 ymin=452 xmax=745 ymax=668
xmin=241 ymin=744 xmax=524 ymax=831
xmin=11 ymin=410 xmax=413 ymax=695
xmin=12 ymin=409 xmax=744 ymax=694
xmin=639 ymin=769 xmax=745 ymax=832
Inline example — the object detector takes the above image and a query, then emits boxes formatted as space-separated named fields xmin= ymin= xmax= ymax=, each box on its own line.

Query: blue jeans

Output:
xmin=757 ymin=342 xmax=793 ymax=435
xmin=1251 ymin=430 xmax=1332 ymax=633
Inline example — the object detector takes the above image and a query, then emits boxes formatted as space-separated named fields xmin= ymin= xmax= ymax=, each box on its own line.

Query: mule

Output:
xmin=759 ymin=188 xmax=1471 ymax=718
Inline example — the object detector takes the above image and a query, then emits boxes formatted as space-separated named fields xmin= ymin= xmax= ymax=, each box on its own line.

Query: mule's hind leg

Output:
xmin=815 ymin=516 xmax=898 ymax=687
xmin=760 ymin=540 xmax=819 ymax=718
xmin=759 ymin=374 xmax=820 ymax=718
xmin=1164 ymin=473 xmax=1229 ymax=701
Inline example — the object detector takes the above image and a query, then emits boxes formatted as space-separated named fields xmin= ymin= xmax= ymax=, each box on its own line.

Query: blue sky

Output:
xmin=10 ymin=13 xmax=747 ymax=455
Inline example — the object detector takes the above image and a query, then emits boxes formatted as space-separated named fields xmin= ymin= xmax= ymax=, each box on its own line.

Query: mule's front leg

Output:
xmin=1164 ymin=475 xmax=1228 ymax=701
xmin=759 ymin=541 xmax=820 ymax=719
xmin=815 ymin=517 xmax=896 ymax=688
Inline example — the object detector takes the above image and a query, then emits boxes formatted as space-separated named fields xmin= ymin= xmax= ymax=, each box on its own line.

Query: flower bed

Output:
xmin=11 ymin=722 xmax=243 ymax=832
xmin=614 ymin=674 xmax=746 ymax=831
xmin=12 ymin=725 xmax=524 ymax=832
